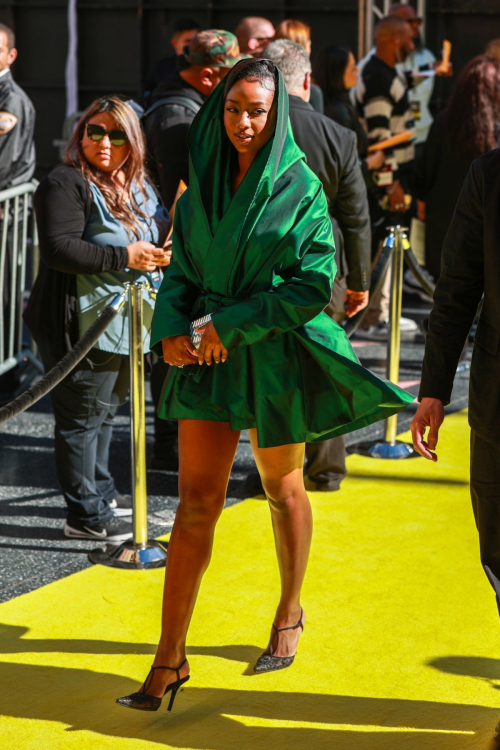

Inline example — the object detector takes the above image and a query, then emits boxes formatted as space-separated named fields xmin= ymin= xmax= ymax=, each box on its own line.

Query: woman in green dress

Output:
xmin=117 ymin=58 xmax=413 ymax=713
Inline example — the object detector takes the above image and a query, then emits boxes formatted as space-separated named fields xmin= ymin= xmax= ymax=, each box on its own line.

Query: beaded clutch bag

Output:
xmin=190 ymin=314 xmax=212 ymax=350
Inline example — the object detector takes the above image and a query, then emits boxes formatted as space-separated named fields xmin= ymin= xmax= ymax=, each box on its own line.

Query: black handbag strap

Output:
xmin=142 ymin=95 xmax=201 ymax=120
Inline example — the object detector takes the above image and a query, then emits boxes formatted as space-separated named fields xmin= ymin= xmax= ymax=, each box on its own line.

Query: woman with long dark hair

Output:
xmin=116 ymin=58 xmax=412 ymax=713
xmin=312 ymin=45 xmax=385 ymax=176
xmin=24 ymin=96 xmax=170 ymax=542
xmin=416 ymin=55 xmax=500 ymax=280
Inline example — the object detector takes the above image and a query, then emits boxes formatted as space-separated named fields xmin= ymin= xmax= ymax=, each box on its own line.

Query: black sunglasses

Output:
xmin=86 ymin=123 xmax=128 ymax=147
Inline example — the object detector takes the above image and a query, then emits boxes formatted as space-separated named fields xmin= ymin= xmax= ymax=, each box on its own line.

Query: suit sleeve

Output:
xmin=418 ymin=161 xmax=484 ymax=403
xmin=213 ymin=187 xmax=336 ymax=350
xmin=34 ymin=175 xmax=129 ymax=274
xmin=333 ymin=132 xmax=371 ymax=291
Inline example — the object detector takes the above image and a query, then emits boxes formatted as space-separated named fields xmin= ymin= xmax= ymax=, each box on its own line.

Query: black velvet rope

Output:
xmin=0 ymin=303 xmax=122 ymax=425
xmin=343 ymin=241 xmax=395 ymax=339
xmin=404 ymin=246 xmax=436 ymax=298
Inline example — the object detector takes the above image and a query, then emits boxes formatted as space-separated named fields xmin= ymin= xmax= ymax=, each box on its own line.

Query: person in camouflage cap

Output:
xmin=143 ymin=30 xmax=244 ymax=473
xmin=185 ymin=29 xmax=247 ymax=68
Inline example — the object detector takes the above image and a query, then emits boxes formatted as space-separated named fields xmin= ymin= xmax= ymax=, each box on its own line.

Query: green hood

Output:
xmin=187 ymin=60 xmax=306 ymax=238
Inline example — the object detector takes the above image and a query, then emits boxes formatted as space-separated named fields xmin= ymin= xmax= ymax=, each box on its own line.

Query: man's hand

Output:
xmin=345 ymin=289 xmax=369 ymax=318
xmin=410 ymin=397 xmax=445 ymax=461
xmin=197 ymin=320 xmax=228 ymax=366
xmin=162 ymin=335 xmax=198 ymax=367
xmin=433 ymin=60 xmax=453 ymax=77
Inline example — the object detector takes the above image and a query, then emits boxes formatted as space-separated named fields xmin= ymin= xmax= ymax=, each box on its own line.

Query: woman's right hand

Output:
xmin=162 ymin=335 xmax=198 ymax=367
xmin=365 ymin=149 xmax=385 ymax=171
xmin=126 ymin=240 xmax=161 ymax=271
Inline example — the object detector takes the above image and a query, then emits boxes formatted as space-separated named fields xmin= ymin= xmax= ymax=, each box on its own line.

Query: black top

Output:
xmin=143 ymin=71 xmax=206 ymax=207
xmin=24 ymin=165 xmax=128 ymax=361
xmin=0 ymin=70 xmax=36 ymax=189
xmin=419 ymin=149 xmax=500 ymax=443
xmin=288 ymin=94 xmax=371 ymax=292
xmin=324 ymin=92 xmax=368 ymax=158
xmin=415 ymin=112 xmax=476 ymax=281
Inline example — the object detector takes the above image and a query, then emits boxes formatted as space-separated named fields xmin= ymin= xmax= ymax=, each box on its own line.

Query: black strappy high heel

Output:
xmin=116 ymin=659 xmax=190 ymax=712
xmin=254 ymin=609 xmax=304 ymax=673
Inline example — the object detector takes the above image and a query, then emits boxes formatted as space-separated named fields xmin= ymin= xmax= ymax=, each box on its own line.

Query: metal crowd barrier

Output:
xmin=350 ymin=225 xmax=423 ymax=459
xmin=0 ymin=180 xmax=43 ymax=382
xmin=89 ymin=282 xmax=167 ymax=570
xmin=0 ymin=280 xmax=167 ymax=571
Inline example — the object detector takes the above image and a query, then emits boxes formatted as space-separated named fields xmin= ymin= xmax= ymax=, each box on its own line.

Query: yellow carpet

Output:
xmin=1 ymin=410 xmax=500 ymax=749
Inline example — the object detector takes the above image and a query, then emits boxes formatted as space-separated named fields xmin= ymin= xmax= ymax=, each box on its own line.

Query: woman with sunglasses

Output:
xmin=24 ymin=95 xmax=170 ymax=542
xmin=116 ymin=59 xmax=413 ymax=713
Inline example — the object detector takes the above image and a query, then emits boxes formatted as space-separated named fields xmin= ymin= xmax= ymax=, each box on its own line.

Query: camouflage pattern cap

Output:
xmin=186 ymin=29 xmax=247 ymax=68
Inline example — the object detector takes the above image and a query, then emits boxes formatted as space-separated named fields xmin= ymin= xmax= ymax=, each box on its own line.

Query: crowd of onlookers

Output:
xmin=1 ymin=8 xmax=500 ymax=541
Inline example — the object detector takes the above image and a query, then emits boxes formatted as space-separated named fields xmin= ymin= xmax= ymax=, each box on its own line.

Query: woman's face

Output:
xmin=81 ymin=111 xmax=131 ymax=173
xmin=224 ymin=78 xmax=276 ymax=159
xmin=343 ymin=52 xmax=359 ymax=90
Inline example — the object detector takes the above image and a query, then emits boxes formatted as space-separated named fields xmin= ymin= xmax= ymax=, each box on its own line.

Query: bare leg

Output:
xmin=145 ymin=419 xmax=240 ymax=697
xmin=249 ymin=431 xmax=311 ymax=656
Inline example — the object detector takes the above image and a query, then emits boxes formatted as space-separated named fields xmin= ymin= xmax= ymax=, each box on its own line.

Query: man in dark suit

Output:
xmin=411 ymin=151 xmax=500 ymax=636
xmin=265 ymin=39 xmax=371 ymax=491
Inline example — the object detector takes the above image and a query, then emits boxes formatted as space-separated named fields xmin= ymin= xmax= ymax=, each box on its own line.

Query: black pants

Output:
xmin=39 ymin=343 xmax=129 ymax=526
xmin=305 ymin=275 xmax=347 ymax=489
xmin=470 ymin=430 xmax=500 ymax=613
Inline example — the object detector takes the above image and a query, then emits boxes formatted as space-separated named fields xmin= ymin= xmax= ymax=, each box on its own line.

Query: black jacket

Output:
xmin=142 ymin=55 xmax=178 ymax=107
xmin=0 ymin=70 xmax=35 ymax=189
xmin=288 ymin=95 xmax=370 ymax=291
xmin=419 ymin=149 xmax=500 ymax=443
xmin=143 ymin=72 xmax=205 ymax=208
xmin=415 ymin=112 xmax=478 ymax=281
xmin=24 ymin=165 xmax=129 ymax=362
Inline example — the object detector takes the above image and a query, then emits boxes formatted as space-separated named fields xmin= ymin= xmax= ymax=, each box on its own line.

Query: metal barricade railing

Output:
xmin=89 ymin=282 xmax=167 ymax=569
xmin=0 ymin=280 xmax=167 ymax=570
xmin=350 ymin=225 xmax=421 ymax=459
xmin=0 ymin=179 xmax=43 ymax=380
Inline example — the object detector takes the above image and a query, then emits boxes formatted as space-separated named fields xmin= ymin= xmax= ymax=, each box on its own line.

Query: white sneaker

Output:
xmin=399 ymin=316 xmax=418 ymax=332
xmin=359 ymin=317 xmax=418 ymax=340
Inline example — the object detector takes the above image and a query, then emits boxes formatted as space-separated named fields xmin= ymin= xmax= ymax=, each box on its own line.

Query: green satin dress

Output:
xmin=150 ymin=69 xmax=414 ymax=448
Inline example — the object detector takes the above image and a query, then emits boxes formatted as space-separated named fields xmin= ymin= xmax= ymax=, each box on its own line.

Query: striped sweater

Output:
xmin=356 ymin=55 xmax=415 ymax=187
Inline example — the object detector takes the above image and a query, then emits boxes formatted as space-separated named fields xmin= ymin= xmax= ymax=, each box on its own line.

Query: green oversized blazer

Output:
xmin=151 ymin=67 xmax=413 ymax=448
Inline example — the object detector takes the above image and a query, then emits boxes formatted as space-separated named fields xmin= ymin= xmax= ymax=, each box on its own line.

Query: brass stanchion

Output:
xmin=350 ymin=226 xmax=417 ymax=459
xmin=89 ymin=282 xmax=167 ymax=569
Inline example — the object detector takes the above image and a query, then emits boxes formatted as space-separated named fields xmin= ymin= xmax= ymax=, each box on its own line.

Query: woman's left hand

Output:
xmin=197 ymin=320 xmax=228 ymax=366
xmin=153 ymin=240 xmax=172 ymax=267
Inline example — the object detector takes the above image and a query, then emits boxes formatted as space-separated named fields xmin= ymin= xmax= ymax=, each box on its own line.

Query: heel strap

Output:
xmin=269 ymin=609 xmax=304 ymax=656
xmin=151 ymin=658 xmax=187 ymax=682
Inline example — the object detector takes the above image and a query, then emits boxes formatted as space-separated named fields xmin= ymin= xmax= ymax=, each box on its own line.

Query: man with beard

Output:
xmin=390 ymin=3 xmax=436 ymax=157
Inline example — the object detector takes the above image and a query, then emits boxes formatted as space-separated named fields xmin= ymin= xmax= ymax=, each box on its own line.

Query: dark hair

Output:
xmin=444 ymin=55 xmax=500 ymax=161
xmin=173 ymin=17 xmax=199 ymax=34
xmin=312 ymin=45 xmax=351 ymax=98
xmin=0 ymin=23 xmax=15 ymax=50
xmin=224 ymin=58 xmax=278 ymax=99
